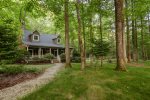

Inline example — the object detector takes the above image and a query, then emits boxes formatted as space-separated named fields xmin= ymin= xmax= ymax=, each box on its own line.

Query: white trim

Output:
xmin=49 ymin=48 xmax=51 ymax=54
xmin=41 ymin=49 xmax=43 ymax=57
xmin=26 ymin=46 xmax=29 ymax=51
xmin=33 ymin=34 xmax=39 ymax=41
xmin=38 ymin=48 xmax=41 ymax=58
xmin=57 ymin=49 xmax=59 ymax=57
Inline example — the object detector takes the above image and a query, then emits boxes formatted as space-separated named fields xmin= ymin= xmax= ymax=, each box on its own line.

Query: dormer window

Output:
xmin=33 ymin=34 xmax=39 ymax=41
xmin=57 ymin=38 xmax=60 ymax=43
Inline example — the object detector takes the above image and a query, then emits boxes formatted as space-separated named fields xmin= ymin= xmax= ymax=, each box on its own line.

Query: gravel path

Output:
xmin=0 ymin=63 xmax=64 ymax=100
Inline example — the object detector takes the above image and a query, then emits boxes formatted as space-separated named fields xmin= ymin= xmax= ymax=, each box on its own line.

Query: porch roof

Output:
xmin=23 ymin=41 xmax=65 ymax=48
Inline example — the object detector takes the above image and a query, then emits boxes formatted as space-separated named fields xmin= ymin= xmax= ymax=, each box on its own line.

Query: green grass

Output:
xmin=22 ymin=64 xmax=53 ymax=71
xmin=22 ymin=63 xmax=150 ymax=100
xmin=142 ymin=60 xmax=150 ymax=66
xmin=0 ymin=64 xmax=52 ymax=74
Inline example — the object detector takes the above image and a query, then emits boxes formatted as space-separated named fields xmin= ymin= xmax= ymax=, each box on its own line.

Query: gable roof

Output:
xmin=22 ymin=30 xmax=64 ymax=48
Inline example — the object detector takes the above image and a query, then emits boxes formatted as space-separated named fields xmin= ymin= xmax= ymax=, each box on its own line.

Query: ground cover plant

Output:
xmin=22 ymin=62 xmax=150 ymax=100
xmin=0 ymin=64 xmax=52 ymax=74
xmin=0 ymin=65 xmax=38 ymax=74
xmin=0 ymin=64 xmax=52 ymax=89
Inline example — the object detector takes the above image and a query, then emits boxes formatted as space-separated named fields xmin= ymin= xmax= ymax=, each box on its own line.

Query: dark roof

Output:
xmin=22 ymin=30 xmax=64 ymax=48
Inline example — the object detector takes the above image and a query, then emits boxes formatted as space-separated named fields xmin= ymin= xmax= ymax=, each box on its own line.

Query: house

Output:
xmin=22 ymin=30 xmax=65 ymax=59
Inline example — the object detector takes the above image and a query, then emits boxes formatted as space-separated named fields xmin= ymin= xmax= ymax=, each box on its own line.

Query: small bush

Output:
xmin=71 ymin=57 xmax=81 ymax=63
xmin=29 ymin=56 xmax=52 ymax=64
xmin=60 ymin=53 xmax=66 ymax=63
xmin=32 ymin=57 xmax=41 ymax=61
xmin=0 ymin=60 xmax=13 ymax=65
xmin=0 ymin=65 xmax=38 ymax=74
xmin=44 ymin=53 xmax=54 ymax=60
xmin=14 ymin=49 xmax=30 ymax=63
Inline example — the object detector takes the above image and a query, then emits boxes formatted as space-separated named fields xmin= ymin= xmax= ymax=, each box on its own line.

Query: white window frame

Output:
xmin=33 ymin=34 xmax=39 ymax=41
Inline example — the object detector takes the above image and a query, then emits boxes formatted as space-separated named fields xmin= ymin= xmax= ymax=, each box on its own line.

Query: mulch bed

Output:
xmin=0 ymin=72 xmax=41 ymax=90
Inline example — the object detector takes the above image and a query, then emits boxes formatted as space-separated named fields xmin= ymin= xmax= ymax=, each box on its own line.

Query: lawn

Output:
xmin=21 ymin=62 xmax=150 ymax=100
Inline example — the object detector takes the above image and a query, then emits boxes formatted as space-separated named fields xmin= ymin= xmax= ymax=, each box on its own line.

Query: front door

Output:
xmin=28 ymin=49 xmax=33 ymax=58
xmin=54 ymin=50 xmax=57 ymax=57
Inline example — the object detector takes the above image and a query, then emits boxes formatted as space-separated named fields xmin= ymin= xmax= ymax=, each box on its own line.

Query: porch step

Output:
xmin=52 ymin=59 xmax=59 ymax=63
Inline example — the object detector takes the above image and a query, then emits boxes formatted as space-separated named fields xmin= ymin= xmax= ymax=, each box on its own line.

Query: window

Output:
xmin=33 ymin=35 xmax=39 ymax=41
xmin=57 ymin=38 xmax=60 ymax=43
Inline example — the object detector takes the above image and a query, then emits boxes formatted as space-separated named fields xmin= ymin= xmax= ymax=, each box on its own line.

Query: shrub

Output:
xmin=0 ymin=22 xmax=18 ymax=63
xmin=71 ymin=57 xmax=81 ymax=63
xmin=0 ymin=65 xmax=38 ymax=74
xmin=71 ymin=49 xmax=81 ymax=63
xmin=44 ymin=53 xmax=54 ymax=60
xmin=0 ymin=49 xmax=30 ymax=64
xmin=32 ymin=57 xmax=41 ymax=61
xmin=72 ymin=49 xmax=80 ymax=57
xmin=0 ymin=60 xmax=13 ymax=65
xmin=60 ymin=53 xmax=66 ymax=63
xmin=29 ymin=56 xmax=52 ymax=64
xmin=14 ymin=49 xmax=30 ymax=63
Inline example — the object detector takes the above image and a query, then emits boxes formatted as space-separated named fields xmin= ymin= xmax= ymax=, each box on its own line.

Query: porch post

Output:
xmin=38 ymin=48 xmax=41 ymax=58
xmin=49 ymin=48 xmax=51 ymax=54
xmin=26 ymin=45 xmax=29 ymax=51
xmin=57 ymin=48 xmax=59 ymax=57
xmin=32 ymin=50 xmax=34 ymax=58
xmin=57 ymin=48 xmax=61 ymax=63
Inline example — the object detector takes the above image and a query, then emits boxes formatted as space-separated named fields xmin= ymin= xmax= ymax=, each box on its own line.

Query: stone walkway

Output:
xmin=0 ymin=63 xmax=64 ymax=100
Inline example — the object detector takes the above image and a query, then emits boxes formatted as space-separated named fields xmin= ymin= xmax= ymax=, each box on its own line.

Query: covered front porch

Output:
xmin=27 ymin=46 xmax=65 ymax=58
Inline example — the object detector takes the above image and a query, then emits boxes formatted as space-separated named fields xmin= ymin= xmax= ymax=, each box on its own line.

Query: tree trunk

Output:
xmin=125 ymin=0 xmax=131 ymax=63
xmin=76 ymin=0 xmax=85 ymax=70
xmin=122 ymin=13 xmax=127 ymax=63
xmin=99 ymin=14 xmax=103 ymax=67
xmin=135 ymin=20 xmax=138 ymax=62
xmin=141 ymin=16 xmax=145 ymax=60
xmin=114 ymin=0 xmax=126 ymax=71
xmin=148 ymin=14 xmax=150 ymax=34
xmin=81 ymin=1 xmax=86 ymax=66
xmin=64 ymin=0 xmax=71 ymax=68
xmin=89 ymin=17 xmax=93 ymax=65
xmin=131 ymin=0 xmax=138 ymax=62
xmin=18 ymin=7 xmax=26 ymax=49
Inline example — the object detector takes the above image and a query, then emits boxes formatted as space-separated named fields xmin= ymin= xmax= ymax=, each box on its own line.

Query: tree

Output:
xmin=125 ymin=0 xmax=131 ymax=63
xmin=114 ymin=0 xmax=126 ymax=71
xmin=131 ymin=0 xmax=138 ymax=62
xmin=64 ymin=0 xmax=71 ymax=68
xmin=0 ymin=20 xmax=18 ymax=63
xmin=75 ymin=0 xmax=85 ymax=70
xmin=93 ymin=39 xmax=110 ymax=67
xmin=81 ymin=0 xmax=86 ymax=66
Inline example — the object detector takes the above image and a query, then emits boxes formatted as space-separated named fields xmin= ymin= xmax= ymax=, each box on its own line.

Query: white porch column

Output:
xmin=49 ymin=48 xmax=51 ymax=54
xmin=57 ymin=48 xmax=61 ymax=63
xmin=31 ymin=50 xmax=34 ymax=58
xmin=38 ymin=48 xmax=41 ymax=58
xmin=26 ymin=45 xmax=29 ymax=51
xmin=57 ymin=48 xmax=59 ymax=57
